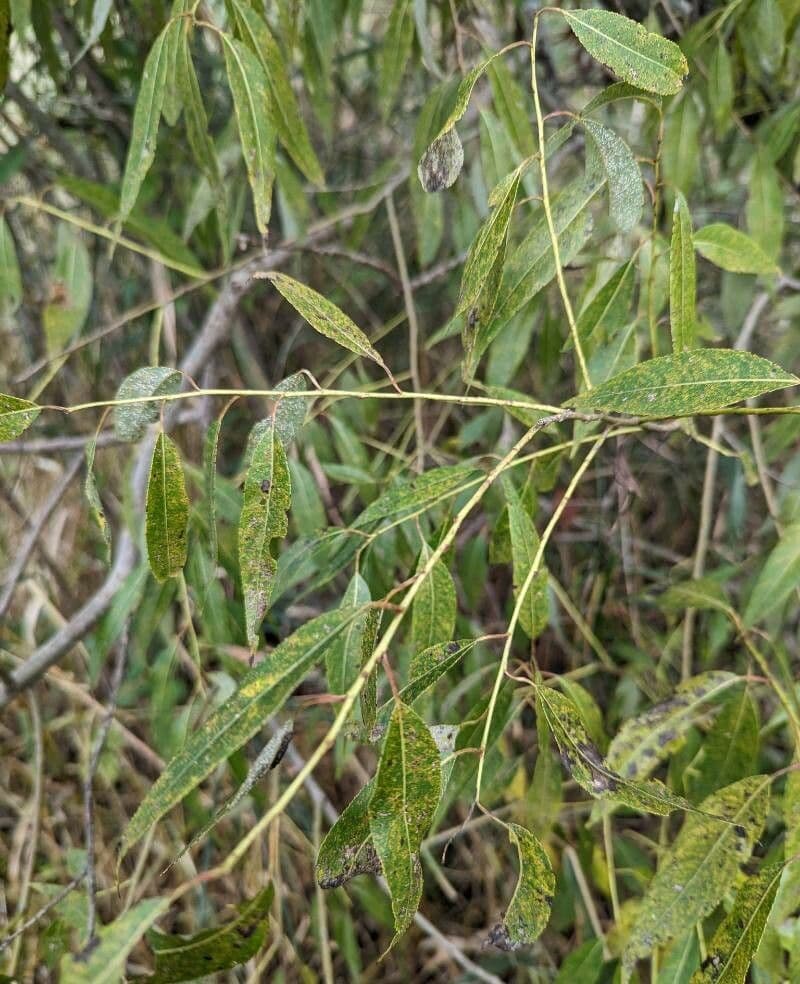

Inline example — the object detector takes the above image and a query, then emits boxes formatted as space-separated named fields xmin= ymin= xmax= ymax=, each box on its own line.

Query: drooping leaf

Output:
xmin=379 ymin=0 xmax=414 ymax=116
xmin=59 ymin=897 xmax=169 ymax=984
xmin=43 ymin=225 xmax=92 ymax=353
xmin=743 ymin=523 xmax=800 ymax=627
xmin=659 ymin=576 xmax=732 ymax=616
xmin=568 ymin=349 xmax=798 ymax=417
xmin=221 ymin=33 xmax=276 ymax=235
xmin=394 ymin=639 xmax=478 ymax=708
xmin=583 ymin=119 xmax=643 ymax=232
xmin=417 ymin=127 xmax=464 ymax=192
xmin=143 ymin=885 xmax=274 ymax=982
xmin=113 ymin=366 xmax=183 ymax=442
xmin=84 ymin=433 xmax=111 ymax=565
xmin=145 ymin=432 xmax=189 ymax=582
xmin=119 ymin=607 xmax=364 ymax=860
xmin=456 ymin=170 xmax=519 ymax=318
xmin=355 ymin=463 xmax=479 ymax=529
xmin=562 ymin=9 xmax=689 ymax=96
xmin=73 ymin=0 xmax=113 ymax=65
xmin=369 ymin=701 xmax=442 ymax=944
xmin=261 ymin=272 xmax=390 ymax=372
xmin=410 ymin=541 xmax=456 ymax=653
xmin=487 ymin=823 xmax=554 ymax=950
xmin=694 ymin=223 xmax=779 ymax=276
xmin=176 ymin=24 xmax=224 ymax=200
xmin=273 ymin=371 xmax=310 ymax=446
xmin=689 ymin=688 xmax=759 ymax=802
xmin=0 ymin=393 xmax=40 ymax=442
xmin=606 ymin=672 xmax=741 ymax=782
xmin=202 ymin=402 xmax=233 ymax=567
xmin=238 ymin=419 xmax=291 ymax=652
xmin=670 ymin=193 xmax=697 ymax=354
xmin=0 ymin=216 xmax=22 ymax=319
xmin=119 ymin=19 xmax=180 ymax=222
xmin=623 ymin=775 xmax=771 ymax=969
xmin=504 ymin=480 xmax=548 ymax=639
xmin=536 ymin=686 xmax=694 ymax=816
xmin=662 ymin=91 xmax=702 ymax=200
xmin=231 ymin=1 xmax=323 ymax=185
xmin=359 ymin=608 xmax=381 ymax=731
xmin=326 ymin=573 xmax=371 ymax=694
xmin=316 ymin=782 xmax=381 ymax=889
xmin=576 ymin=260 xmax=636 ymax=348
xmin=691 ymin=864 xmax=783 ymax=984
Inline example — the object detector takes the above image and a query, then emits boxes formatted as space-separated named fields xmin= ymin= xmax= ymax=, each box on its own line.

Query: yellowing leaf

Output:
xmin=145 ymin=432 xmax=189 ymax=582
xmin=623 ymin=775 xmax=771 ymax=969
xmin=487 ymin=823 xmax=554 ymax=950
xmin=113 ymin=366 xmax=183 ymax=442
xmin=221 ymin=33 xmax=276 ymax=235
xmin=369 ymin=701 xmax=442 ymax=945
xmin=120 ymin=607 xmax=365 ymax=861
xmin=239 ymin=419 xmax=291 ymax=652
xmin=670 ymin=192 xmax=697 ymax=354
xmin=690 ymin=864 xmax=783 ymax=984
xmin=0 ymin=393 xmax=40 ymax=442
xmin=693 ymin=223 xmax=779 ymax=276
xmin=410 ymin=541 xmax=456 ymax=653
xmin=568 ymin=350 xmax=798 ymax=417
xmin=562 ymin=9 xmax=688 ymax=96
xmin=583 ymin=118 xmax=643 ymax=232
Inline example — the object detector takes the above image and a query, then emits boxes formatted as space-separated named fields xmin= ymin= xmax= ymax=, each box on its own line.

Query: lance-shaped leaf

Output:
xmin=0 ymin=216 xmax=21 ymax=320
xmin=85 ymin=434 xmax=111 ymax=564
xmin=146 ymin=432 xmax=189 ymax=582
xmin=119 ymin=607 xmax=363 ymax=860
xmin=456 ymin=170 xmax=519 ymax=318
xmin=536 ymin=686 xmax=693 ymax=816
xmin=273 ymin=371 xmax=310 ymax=446
xmin=261 ymin=272 xmax=389 ymax=372
xmin=73 ymin=0 xmax=113 ymax=66
xmin=0 ymin=393 xmax=40 ymax=442
xmin=355 ymin=464 xmax=479 ymax=529
xmin=171 ymin=725 xmax=292 ymax=867
xmin=410 ymin=541 xmax=456 ymax=653
xmin=119 ymin=19 xmax=179 ymax=221
xmin=562 ymin=9 xmax=688 ymax=96
xmin=231 ymin=1 xmax=323 ymax=186
xmin=606 ymin=672 xmax=742 ymax=782
xmin=359 ymin=608 xmax=381 ymax=731
xmin=59 ymin=897 xmax=169 ymax=984
xmin=690 ymin=687 xmax=759 ymax=802
xmin=113 ymin=366 xmax=183 ymax=442
xmin=670 ymin=193 xmax=697 ymax=354
xmin=326 ymin=574 xmax=371 ymax=694
xmin=743 ymin=523 xmax=800 ymax=627
xmin=575 ymin=260 xmax=635 ymax=348
xmin=43 ymin=225 xmax=93 ymax=353
xmin=623 ymin=775 xmax=771 ymax=968
xmin=691 ymin=863 xmax=783 ymax=984
xmin=583 ymin=119 xmax=643 ymax=232
xmin=662 ymin=933 xmax=701 ymax=984
xmin=504 ymin=480 xmax=548 ymax=639
xmin=568 ymin=349 xmax=798 ymax=417
xmin=221 ymin=33 xmax=276 ymax=235
xmin=176 ymin=24 xmax=223 ymax=197
xmin=693 ymin=223 xmax=779 ymax=276
xmin=316 ymin=782 xmax=381 ymax=889
xmin=239 ymin=420 xmax=291 ymax=652
xmin=392 ymin=639 xmax=478 ymax=709
xmin=379 ymin=0 xmax=414 ymax=116
xmin=659 ymin=576 xmax=732 ymax=616
xmin=487 ymin=823 xmax=554 ymax=950
xmin=202 ymin=401 xmax=234 ymax=567
xmin=369 ymin=702 xmax=442 ymax=944
xmin=144 ymin=885 xmax=274 ymax=983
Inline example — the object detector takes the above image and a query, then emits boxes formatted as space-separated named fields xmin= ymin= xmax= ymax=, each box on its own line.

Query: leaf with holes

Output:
xmin=369 ymin=701 xmax=442 ymax=945
xmin=145 ymin=432 xmax=189 ymax=582
xmin=487 ymin=823 xmax=554 ymax=950
xmin=568 ymin=350 xmax=798 ymax=417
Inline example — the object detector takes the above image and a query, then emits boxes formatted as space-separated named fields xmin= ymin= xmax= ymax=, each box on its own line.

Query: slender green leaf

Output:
xmin=359 ymin=608 xmax=381 ymax=731
xmin=746 ymin=149 xmax=784 ymax=261
xmin=670 ymin=193 xmax=697 ymax=354
xmin=410 ymin=541 xmax=456 ymax=652
xmin=583 ymin=119 xmax=643 ymax=232
xmin=239 ymin=419 xmax=291 ymax=652
xmin=0 ymin=216 xmax=21 ymax=319
xmin=691 ymin=864 xmax=783 ymax=983
xmin=144 ymin=885 xmax=274 ymax=982
xmin=708 ymin=40 xmax=733 ymax=136
xmin=576 ymin=261 xmax=636 ymax=347
xmin=394 ymin=639 xmax=478 ymax=708
xmin=231 ymin=1 xmax=323 ymax=185
xmin=369 ymin=701 xmax=441 ymax=944
xmin=694 ymin=223 xmax=779 ymax=276
xmin=74 ymin=0 xmax=113 ymax=65
xmin=145 ymin=433 xmax=189 ymax=582
xmin=316 ymin=782 xmax=380 ymax=888
xmin=221 ymin=33 xmax=276 ymax=235
xmin=0 ymin=393 xmax=40 ymax=442
xmin=119 ymin=20 xmax=179 ymax=221
xmin=568 ymin=350 xmax=798 ymax=417
xmin=487 ymin=823 xmax=554 ymax=950
xmin=326 ymin=573 xmax=371 ymax=694
xmin=85 ymin=434 xmax=111 ymax=564
xmin=504 ymin=480 xmax=548 ymax=639
xmin=689 ymin=687 xmax=759 ymax=807
xmin=119 ymin=607 xmax=364 ymax=860
xmin=273 ymin=371 xmax=310 ymax=446
xmin=562 ymin=9 xmax=688 ymax=95
xmin=554 ymin=939 xmax=605 ymax=983
xmin=113 ymin=366 xmax=183 ymax=442
xmin=379 ymin=0 xmax=413 ymax=116
xmin=659 ymin=576 xmax=732 ymax=616
xmin=743 ymin=523 xmax=800 ymax=627
xmin=59 ymin=897 xmax=169 ymax=984
xmin=356 ymin=464 xmax=479 ymax=528
xmin=176 ymin=25 xmax=223 ymax=195
xmin=661 ymin=932 xmax=701 ymax=984
xmin=202 ymin=402 xmax=232 ymax=567
xmin=43 ymin=225 xmax=92 ymax=353
xmin=623 ymin=775 xmax=771 ymax=968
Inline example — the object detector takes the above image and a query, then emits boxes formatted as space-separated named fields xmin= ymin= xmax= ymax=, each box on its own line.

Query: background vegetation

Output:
xmin=1 ymin=0 xmax=800 ymax=980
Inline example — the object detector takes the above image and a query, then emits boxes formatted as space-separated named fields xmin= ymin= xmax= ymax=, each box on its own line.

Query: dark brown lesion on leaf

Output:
xmin=486 ymin=921 xmax=519 ymax=952
xmin=317 ymin=842 xmax=381 ymax=889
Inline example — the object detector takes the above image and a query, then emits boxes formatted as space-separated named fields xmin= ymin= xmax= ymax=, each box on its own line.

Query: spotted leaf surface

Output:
xmin=113 ymin=366 xmax=183 ymax=442
xmin=583 ymin=119 xmax=643 ymax=232
xmin=568 ymin=350 xmax=798 ymax=417
xmin=504 ymin=480 xmax=548 ymax=639
xmin=487 ymin=823 xmax=554 ymax=950
xmin=369 ymin=702 xmax=442 ymax=945
xmin=410 ymin=541 xmax=456 ymax=653
xmin=145 ymin=432 xmax=189 ymax=582
xmin=0 ymin=393 xmax=40 ymax=442
xmin=670 ymin=193 xmax=697 ymax=353
xmin=624 ymin=775 xmax=771 ymax=968
xmin=316 ymin=781 xmax=380 ymax=889
xmin=395 ymin=639 xmax=478 ymax=708
xmin=326 ymin=573 xmax=371 ymax=694
xmin=355 ymin=464 xmax=479 ymax=528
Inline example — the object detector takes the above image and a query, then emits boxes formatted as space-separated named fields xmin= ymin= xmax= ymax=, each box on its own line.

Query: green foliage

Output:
xmin=145 ymin=432 xmax=189 ymax=582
